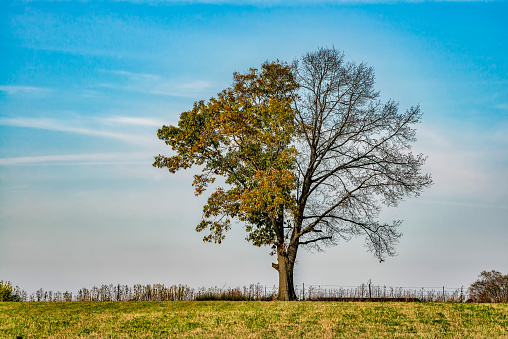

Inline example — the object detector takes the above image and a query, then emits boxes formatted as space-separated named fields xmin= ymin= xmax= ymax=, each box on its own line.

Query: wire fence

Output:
xmin=13 ymin=282 xmax=469 ymax=303
xmin=298 ymin=283 xmax=467 ymax=302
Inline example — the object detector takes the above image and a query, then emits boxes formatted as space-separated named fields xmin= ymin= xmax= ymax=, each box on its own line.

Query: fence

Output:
xmin=14 ymin=282 xmax=468 ymax=302
xmin=298 ymin=283 xmax=467 ymax=302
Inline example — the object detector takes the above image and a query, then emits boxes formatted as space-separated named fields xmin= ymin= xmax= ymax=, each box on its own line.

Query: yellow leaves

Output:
xmin=196 ymin=220 xmax=231 ymax=244
xmin=240 ymin=167 xmax=297 ymax=221
xmin=157 ymin=60 xmax=300 ymax=246
xmin=192 ymin=174 xmax=216 ymax=196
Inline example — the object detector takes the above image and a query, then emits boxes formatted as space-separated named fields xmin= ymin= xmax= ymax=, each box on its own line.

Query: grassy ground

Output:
xmin=1 ymin=301 xmax=507 ymax=338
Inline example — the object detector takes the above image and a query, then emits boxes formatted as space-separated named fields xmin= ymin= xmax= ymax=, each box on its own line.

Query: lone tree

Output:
xmin=154 ymin=47 xmax=432 ymax=300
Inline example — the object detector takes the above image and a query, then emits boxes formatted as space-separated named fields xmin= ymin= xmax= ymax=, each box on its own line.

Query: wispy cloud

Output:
xmin=0 ymin=153 xmax=149 ymax=166
xmin=0 ymin=117 xmax=154 ymax=146
xmin=0 ymin=85 xmax=52 ymax=96
xmin=102 ymin=116 xmax=165 ymax=127
xmin=99 ymin=70 xmax=213 ymax=98
xmin=494 ymin=103 xmax=508 ymax=111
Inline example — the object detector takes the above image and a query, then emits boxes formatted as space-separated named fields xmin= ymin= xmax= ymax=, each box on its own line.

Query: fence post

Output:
xmin=302 ymin=283 xmax=305 ymax=301
xmin=443 ymin=286 xmax=445 ymax=302
xmin=368 ymin=280 xmax=372 ymax=299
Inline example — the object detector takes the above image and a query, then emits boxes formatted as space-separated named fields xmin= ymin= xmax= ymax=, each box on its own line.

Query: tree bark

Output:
xmin=273 ymin=243 xmax=298 ymax=301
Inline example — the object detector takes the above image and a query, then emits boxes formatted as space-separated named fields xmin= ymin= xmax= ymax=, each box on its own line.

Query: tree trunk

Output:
xmin=273 ymin=243 xmax=298 ymax=301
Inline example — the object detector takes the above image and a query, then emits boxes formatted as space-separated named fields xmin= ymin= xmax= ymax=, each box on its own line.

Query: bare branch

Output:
xmin=299 ymin=236 xmax=333 ymax=245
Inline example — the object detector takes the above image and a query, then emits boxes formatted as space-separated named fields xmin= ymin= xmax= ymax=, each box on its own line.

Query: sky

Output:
xmin=1 ymin=0 xmax=507 ymax=294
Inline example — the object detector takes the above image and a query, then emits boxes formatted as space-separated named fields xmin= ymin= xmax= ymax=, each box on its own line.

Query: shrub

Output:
xmin=468 ymin=270 xmax=508 ymax=303
xmin=0 ymin=280 xmax=21 ymax=302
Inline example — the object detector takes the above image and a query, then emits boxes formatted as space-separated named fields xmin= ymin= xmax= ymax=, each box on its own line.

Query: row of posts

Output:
xmin=300 ymin=282 xmax=459 ymax=301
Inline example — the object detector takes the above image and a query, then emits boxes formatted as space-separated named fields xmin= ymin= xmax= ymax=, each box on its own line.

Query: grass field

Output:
xmin=1 ymin=301 xmax=507 ymax=338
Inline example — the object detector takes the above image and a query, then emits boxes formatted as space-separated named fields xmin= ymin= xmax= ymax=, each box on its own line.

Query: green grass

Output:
xmin=1 ymin=301 xmax=507 ymax=338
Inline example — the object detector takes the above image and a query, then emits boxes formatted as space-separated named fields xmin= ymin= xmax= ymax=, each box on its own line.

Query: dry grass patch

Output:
xmin=1 ymin=301 xmax=507 ymax=338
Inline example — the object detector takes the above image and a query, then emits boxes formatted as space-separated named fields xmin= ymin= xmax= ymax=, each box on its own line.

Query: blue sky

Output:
xmin=1 ymin=0 xmax=507 ymax=293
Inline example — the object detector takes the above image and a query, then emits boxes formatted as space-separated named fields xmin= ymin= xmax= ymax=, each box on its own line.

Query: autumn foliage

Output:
xmin=154 ymin=62 xmax=299 ymax=246
xmin=155 ymin=48 xmax=432 ymax=300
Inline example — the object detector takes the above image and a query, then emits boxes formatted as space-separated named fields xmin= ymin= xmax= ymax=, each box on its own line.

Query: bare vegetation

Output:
xmin=7 ymin=282 xmax=469 ymax=303
xmin=468 ymin=270 xmax=508 ymax=303
xmin=11 ymin=283 xmax=275 ymax=302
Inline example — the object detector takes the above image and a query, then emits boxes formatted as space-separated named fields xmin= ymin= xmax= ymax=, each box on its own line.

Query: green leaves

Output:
xmin=0 ymin=281 xmax=20 ymax=302
xmin=154 ymin=61 xmax=299 ymax=246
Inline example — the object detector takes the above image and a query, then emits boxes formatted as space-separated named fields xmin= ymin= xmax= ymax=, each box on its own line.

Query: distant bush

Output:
xmin=195 ymin=285 xmax=273 ymax=301
xmin=468 ymin=270 xmax=508 ymax=303
xmin=194 ymin=286 xmax=274 ymax=301
xmin=0 ymin=281 xmax=21 ymax=302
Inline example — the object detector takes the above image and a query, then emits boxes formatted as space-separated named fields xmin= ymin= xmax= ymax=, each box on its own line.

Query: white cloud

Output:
xmin=0 ymin=152 xmax=149 ymax=166
xmin=0 ymin=85 xmax=52 ymax=96
xmin=494 ymin=103 xmax=508 ymax=111
xmin=99 ymin=70 xmax=213 ymax=98
xmin=0 ymin=117 xmax=155 ymax=146
xmin=102 ymin=116 xmax=165 ymax=127
xmin=107 ymin=70 xmax=160 ymax=81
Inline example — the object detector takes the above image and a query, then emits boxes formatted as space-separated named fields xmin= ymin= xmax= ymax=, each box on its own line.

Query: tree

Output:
xmin=0 ymin=280 xmax=21 ymax=302
xmin=154 ymin=47 xmax=433 ymax=300
xmin=468 ymin=270 xmax=508 ymax=303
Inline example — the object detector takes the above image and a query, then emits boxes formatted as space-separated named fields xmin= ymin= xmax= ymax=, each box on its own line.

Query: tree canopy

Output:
xmin=154 ymin=62 xmax=299 ymax=247
xmin=469 ymin=270 xmax=508 ymax=303
xmin=291 ymin=48 xmax=432 ymax=259
xmin=154 ymin=47 xmax=433 ymax=300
